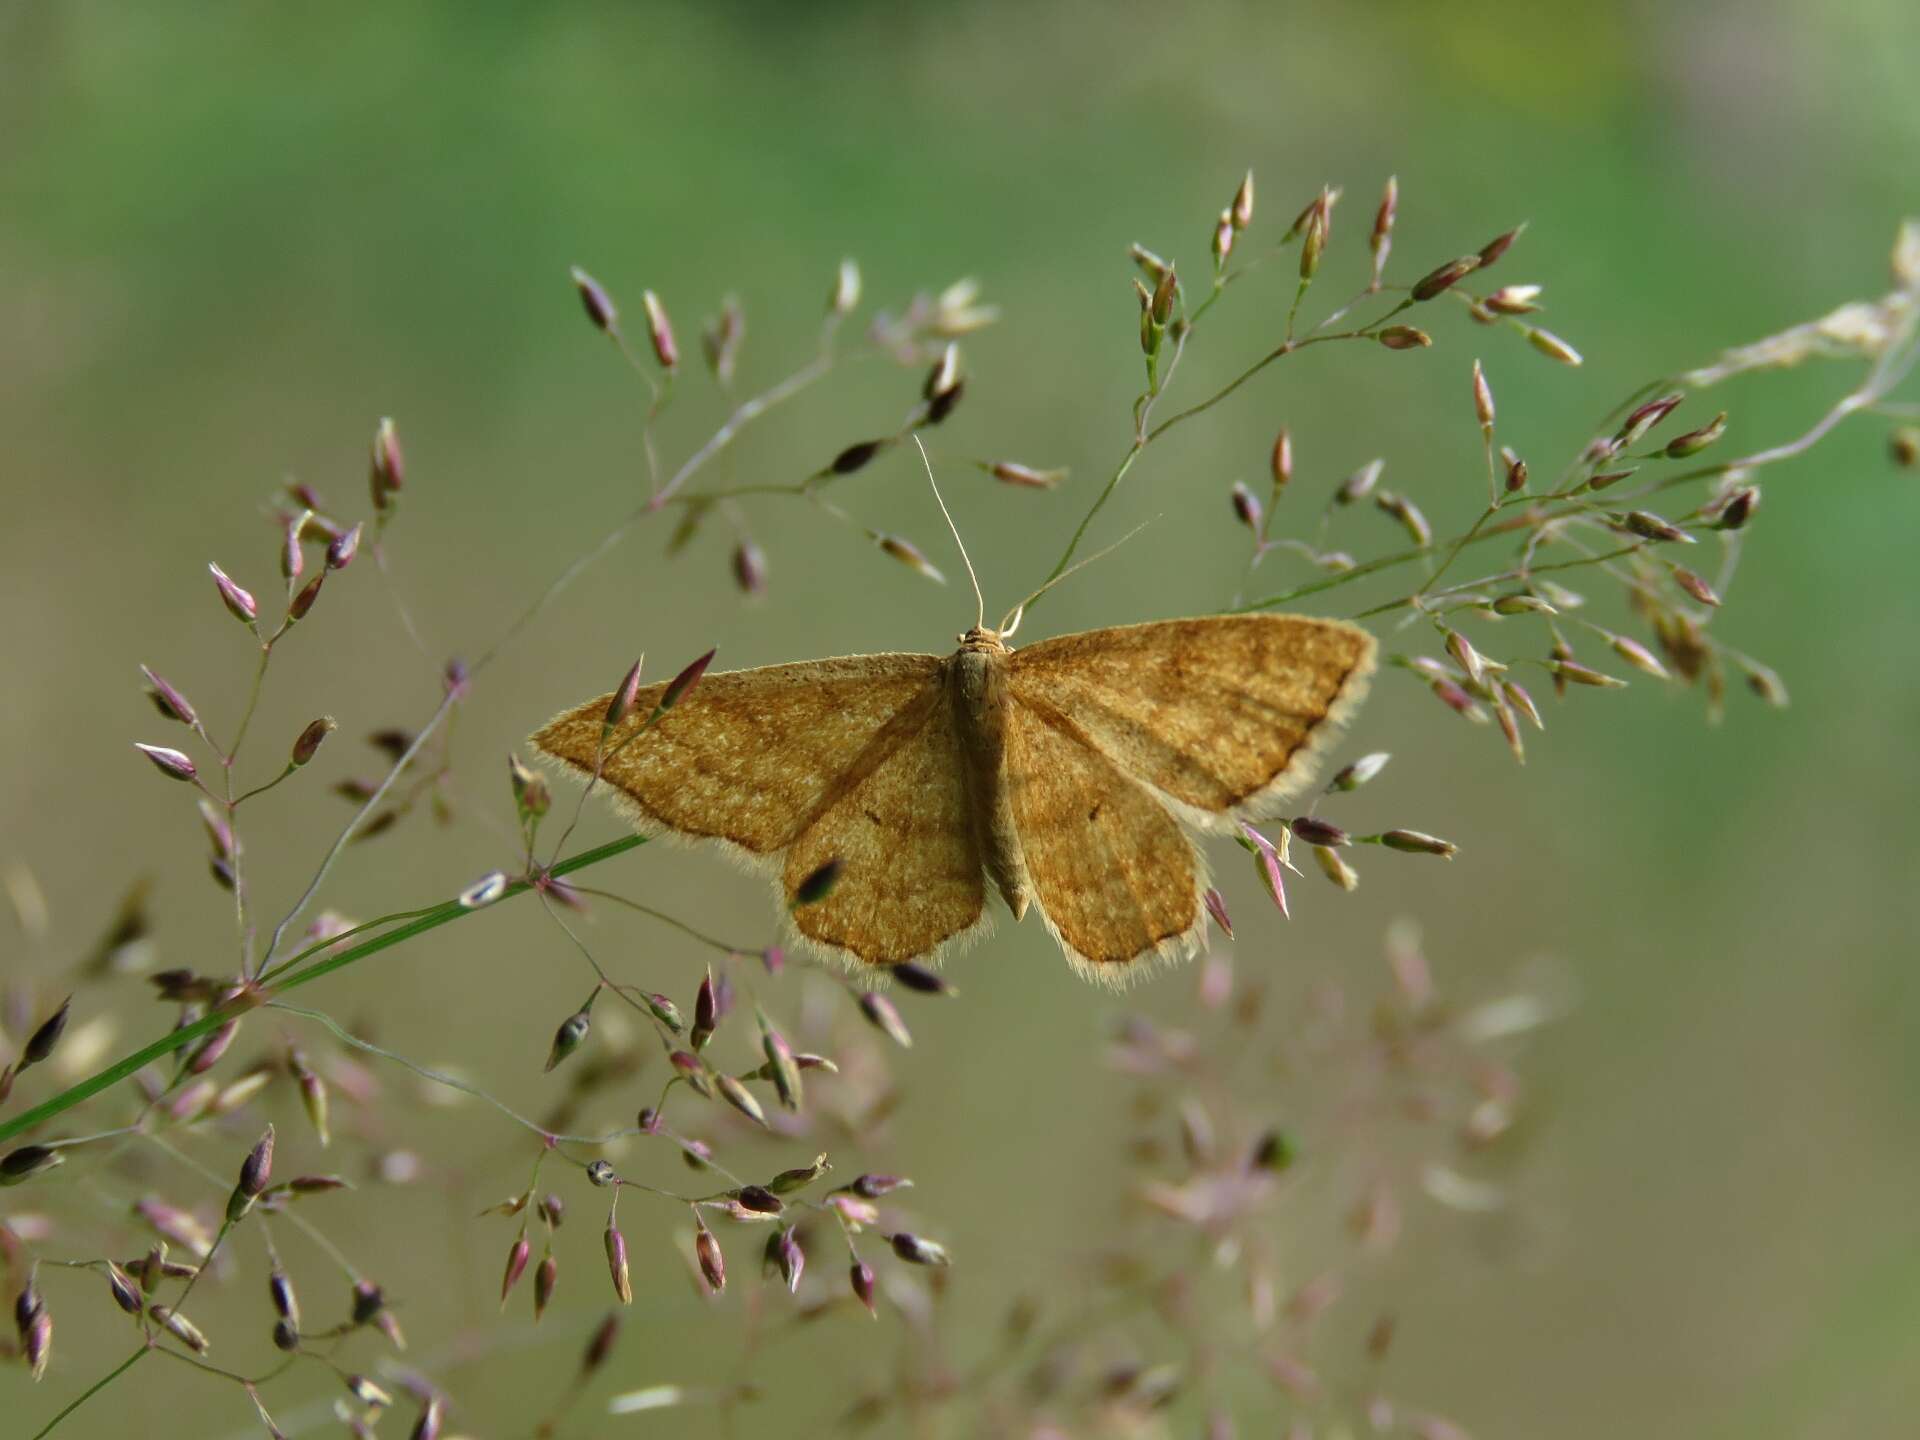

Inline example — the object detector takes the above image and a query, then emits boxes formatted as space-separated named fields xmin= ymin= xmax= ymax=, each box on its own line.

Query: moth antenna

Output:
xmin=999 ymin=517 xmax=1157 ymax=635
xmin=914 ymin=435 xmax=985 ymax=631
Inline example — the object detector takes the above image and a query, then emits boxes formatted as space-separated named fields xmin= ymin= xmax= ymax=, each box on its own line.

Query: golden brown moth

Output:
xmin=531 ymin=614 xmax=1374 ymax=986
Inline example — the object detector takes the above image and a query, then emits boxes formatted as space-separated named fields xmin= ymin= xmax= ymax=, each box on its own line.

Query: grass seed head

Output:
xmin=570 ymin=266 xmax=618 ymax=333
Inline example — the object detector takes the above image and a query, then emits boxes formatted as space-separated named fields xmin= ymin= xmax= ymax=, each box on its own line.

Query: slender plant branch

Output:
xmin=0 ymin=835 xmax=648 ymax=1146
xmin=256 ymin=685 xmax=461 ymax=973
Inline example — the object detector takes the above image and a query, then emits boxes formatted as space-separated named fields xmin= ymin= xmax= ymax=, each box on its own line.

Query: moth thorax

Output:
xmin=957 ymin=626 xmax=1009 ymax=655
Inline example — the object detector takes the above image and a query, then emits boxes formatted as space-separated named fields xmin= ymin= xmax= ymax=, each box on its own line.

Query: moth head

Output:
xmin=957 ymin=625 xmax=1008 ymax=653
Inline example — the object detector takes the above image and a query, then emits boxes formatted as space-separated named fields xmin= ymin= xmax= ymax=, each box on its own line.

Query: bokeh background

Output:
xmin=4 ymin=1 xmax=1919 ymax=1435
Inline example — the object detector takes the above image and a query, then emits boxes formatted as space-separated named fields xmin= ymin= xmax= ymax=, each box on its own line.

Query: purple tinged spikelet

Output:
xmin=1315 ymin=845 xmax=1359 ymax=891
xmin=1336 ymin=459 xmax=1383 ymax=506
xmin=641 ymin=290 xmax=678 ymax=368
xmin=658 ymin=648 xmax=715 ymax=715
xmin=344 ymin=1374 xmax=392 ymax=1408
xmin=858 ymin=991 xmax=912 ymax=1048
xmin=1471 ymin=360 xmax=1495 ymax=429
xmin=1231 ymin=481 xmax=1262 ymax=534
xmin=1715 ymin=486 xmax=1760 ymax=531
xmin=350 ymin=1280 xmax=386 ymax=1326
xmin=1607 ymin=632 xmax=1671 ymax=679
xmin=369 ymin=418 xmax=404 ymax=512
xmin=831 ymin=439 xmax=885 ymax=475
xmin=583 ymin=1312 xmax=621 ymax=1374
xmin=545 ymin=1009 xmax=591 ymax=1072
xmin=325 ymin=521 xmax=362 ymax=570
xmin=759 ymin=1016 xmax=803 ymax=1112
xmin=923 ymin=343 xmax=961 ymax=402
xmin=1376 ymin=829 xmax=1459 ymax=858
xmin=1502 ymin=447 xmax=1529 ymax=492
xmin=1328 ymin=752 xmax=1390 ymax=792
xmin=16 ymin=1279 xmax=51 ymax=1380
xmin=1671 ymin=565 xmax=1722 ymax=607
xmin=772 ymin=1225 xmax=804 ymax=1293
xmin=1411 ymin=256 xmax=1480 ymax=302
xmin=1525 ymin=327 xmax=1583 ymax=366
xmin=1375 ymin=490 xmax=1433 ymax=547
xmin=1240 ymin=824 xmax=1292 ymax=919
xmin=696 ymin=1226 xmax=726 ymax=1294
xmin=603 ymin=657 xmax=645 ymax=737
xmin=1149 ymin=266 xmax=1178 ymax=326
xmin=875 ymin=533 xmax=946 ymax=584
xmin=1478 ymin=224 xmax=1524 ymax=267
xmin=1665 ymin=411 xmax=1728 ymax=458
xmin=570 ymin=266 xmax=618 ymax=333
xmin=287 ymin=570 xmax=325 ymax=621
xmin=989 ymin=460 xmax=1067 ymax=490
xmin=268 ymin=1268 xmax=299 ymax=1329
xmin=226 ymin=1125 xmax=275 ymax=1222
xmin=702 ymin=296 xmax=746 ymax=380
xmin=1203 ymin=887 xmax=1234 ymax=938
xmin=534 ymin=1253 xmax=558 ymax=1321
xmin=1503 ymin=680 xmax=1544 ymax=731
xmin=501 ymin=1236 xmax=530 ymax=1306
xmin=1620 ymin=514 xmax=1697 ymax=545
xmin=290 ymin=716 xmax=336 ymax=767
xmin=1289 ymin=816 xmax=1350 ymax=848
xmin=1486 ymin=284 xmax=1542 ymax=314
xmin=136 ymin=742 xmax=198 ymax=783
xmin=281 ymin=513 xmax=306 ymax=584
xmin=828 ymin=1193 xmax=879 ymax=1226
xmin=209 ymin=562 xmax=258 ymax=624
xmin=691 ymin=967 xmax=718 ymax=1050
xmin=1551 ymin=657 xmax=1629 ymax=689
xmin=142 ymin=666 xmax=199 ymax=727
xmin=105 ymin=1261 xmax=143 ymax=1315
xmin=767 ymin=1155 xmax=831 ymax=1193
xmin=1620 ymin=392 xmax=1686 ymax=445
xmin=151 ymin=1303 xmax=210 ymax=1353
xmin=735 ymin=1184 xmax=783 ymax=1215
xmin=888 ymin=1231 xmax=951 ymax=1266
xmin=850 ymin=1260 xmax=877 ymax=1317
xmin=891 ymin=962 xmax=953 ymax=996
xmin=731 ymin=539 xmax=767 ymax=595
xmin=1211 ymin=210 xmax=1234 ymax=263
xmin=715 ymin=1073 xmax=768 ymax=1128
xmin=604 ymin=1220 xmax=633 ymax=1305
xmin=22 ymin=997 xmax=71 ymax=1068
xmin=187 ymin=1017 xmax=240 ymax=1073
xmin=1370 ymin=176 xmax=1398 ymax=285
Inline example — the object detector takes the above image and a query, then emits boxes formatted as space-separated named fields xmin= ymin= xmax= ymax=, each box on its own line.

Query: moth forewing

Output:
xmin=531 ymin=651 xmax=991 ymax=968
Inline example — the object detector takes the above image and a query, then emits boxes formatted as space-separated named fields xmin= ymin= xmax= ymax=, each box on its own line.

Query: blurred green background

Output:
xmin=4 ymin=0 xmax=1919 ymax=1435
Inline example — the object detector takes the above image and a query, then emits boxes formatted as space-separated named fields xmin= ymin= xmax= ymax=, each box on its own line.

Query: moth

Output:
xmin=531 ymin=612 xmax=1374 ymax=984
